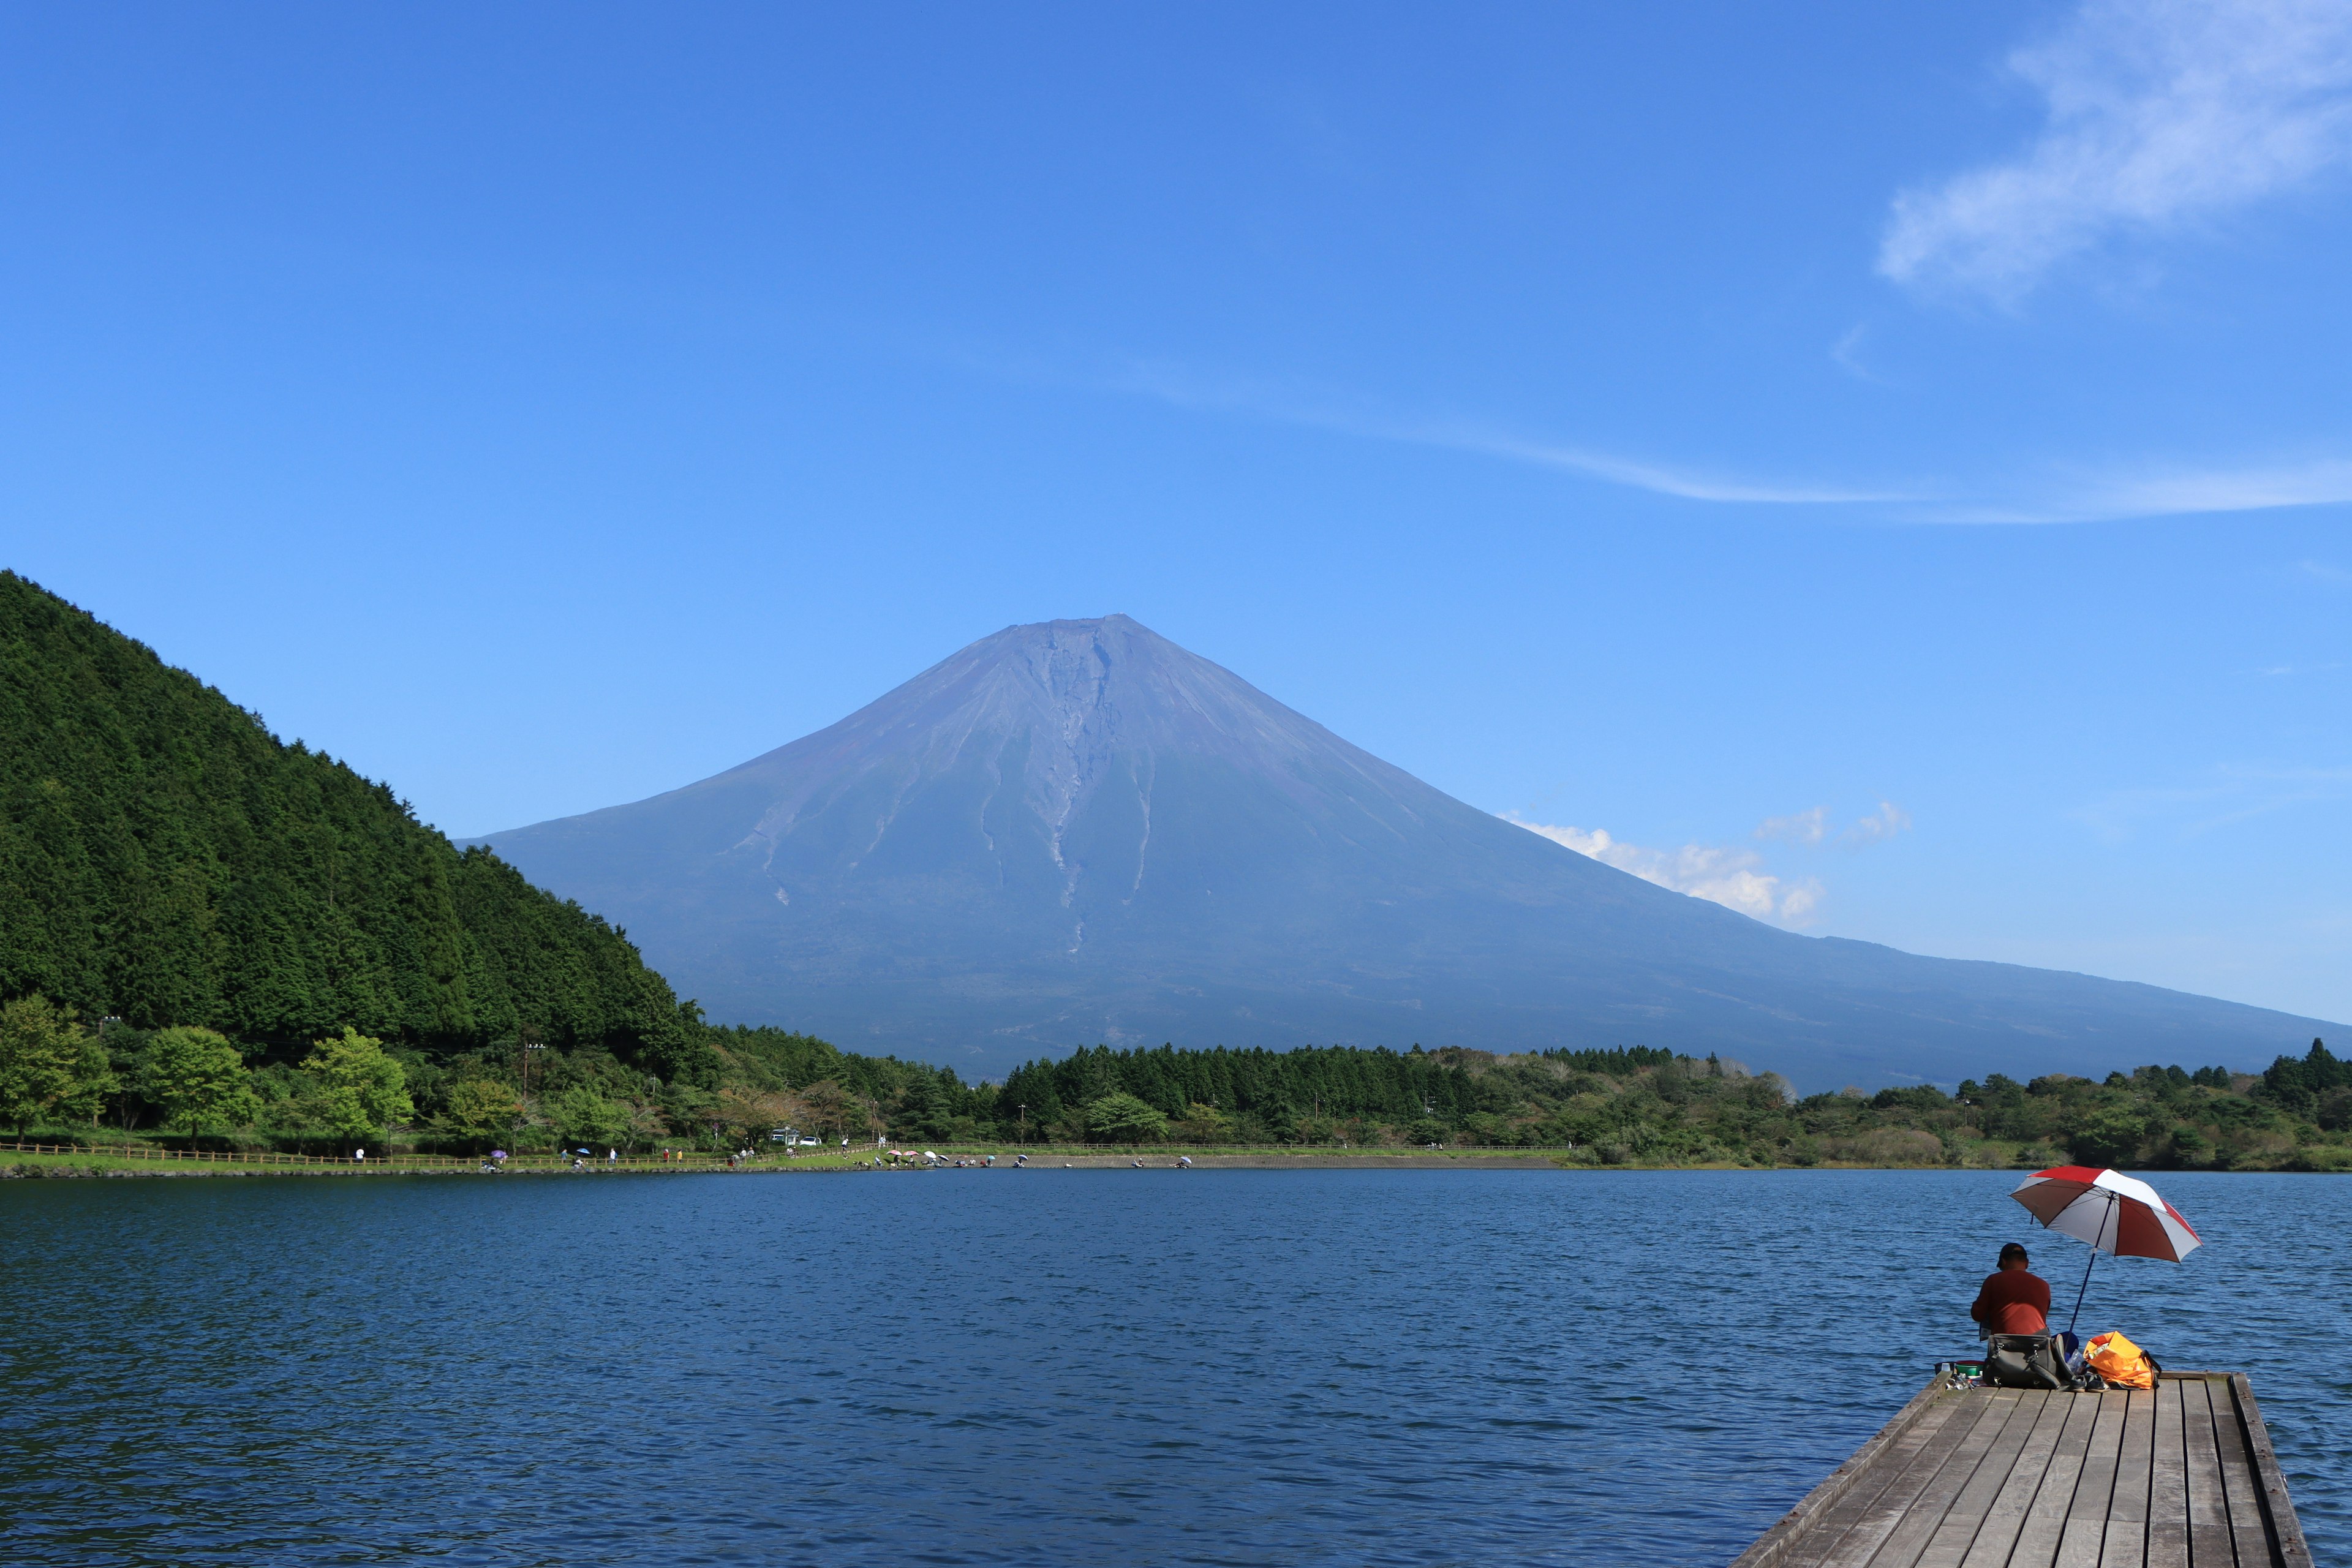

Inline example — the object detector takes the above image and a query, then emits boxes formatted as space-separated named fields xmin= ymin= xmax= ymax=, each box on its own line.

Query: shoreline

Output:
xmin=11 ymin=1147 xmax=2325 ymax=1178
xmin=2 ymin=1148 xmax=1577 ymax=1178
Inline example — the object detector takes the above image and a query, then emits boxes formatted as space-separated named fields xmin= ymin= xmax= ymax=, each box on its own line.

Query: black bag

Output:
xmin=1984 ymin=1332 xmax=2068 ymax=1390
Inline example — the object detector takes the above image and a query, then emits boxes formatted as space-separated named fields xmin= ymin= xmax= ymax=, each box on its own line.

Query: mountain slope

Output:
xmin=474 ymin=614 xmax=2338 ymax=1087
xmin=0 ymin=571 xmax=704 ymax=1075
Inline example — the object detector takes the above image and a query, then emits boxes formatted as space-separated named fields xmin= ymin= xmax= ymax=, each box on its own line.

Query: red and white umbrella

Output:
xmin=2009 ymin=1164 xmax=2202 ymax=1330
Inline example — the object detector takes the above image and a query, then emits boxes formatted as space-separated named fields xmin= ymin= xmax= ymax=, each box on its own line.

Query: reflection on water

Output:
xmin=1 ymin=1168 xmax=2344 ymax=1565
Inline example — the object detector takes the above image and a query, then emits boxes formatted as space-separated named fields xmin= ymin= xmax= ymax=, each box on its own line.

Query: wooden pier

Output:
xmin=1731 ymin=1371 xmax=2310 ymax=1568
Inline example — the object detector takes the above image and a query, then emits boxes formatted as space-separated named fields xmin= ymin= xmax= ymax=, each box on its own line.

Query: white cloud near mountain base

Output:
xmin=1880 ymin=0 xmax=2352 ymax=300
xmin=1501 ymin=815 xmax=1825 ymax=926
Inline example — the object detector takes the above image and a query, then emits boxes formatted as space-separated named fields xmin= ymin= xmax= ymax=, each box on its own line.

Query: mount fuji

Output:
xmin=471 ymin=616 xmax=2334 ymax=1087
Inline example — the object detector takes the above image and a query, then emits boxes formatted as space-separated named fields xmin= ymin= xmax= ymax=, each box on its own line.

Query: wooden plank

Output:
xmin=2144 ymin=1377 xmax=2189 ymax=1568
xmin=1733 ymin=1371 xmax=2306 ymax=1568
xmin=1953 ymin=1390 xmax=2077 ymax=1568
xmin=1905 ymin=1386 xmax=2059 ymax=1568
xmin=2211 ymin=1376 xmax=2275 ymax=1567
xmin=2005 ymin=1393 xmax=2106 ymax=1568
xmin=2098 ymin=1388 xmax=2157 ymax=1568
xmin=1796 ymin=1392 xmax=2022 ymax=1561
xmin=2052 ymin=1390 xmax=2130 ymax=1568
xmin=1778 ymin=1392 xmax=2003 ymax=1561
xmin=1786 ymin=1390 xmax=2008 ymax=1568
xmin=2179 ymin=1376 xmax=2238 ymax=1568
xmin=1837 ymin=1390 xmax=2039 ymax=1568
xmin=1735 ymin=1383 xmax=1972 ymax=1568
xmin=2230 ymin=1373 xmax=2312 ymax=1568
xmin=1907 ymin=1389 xmax=2057 ymax=1568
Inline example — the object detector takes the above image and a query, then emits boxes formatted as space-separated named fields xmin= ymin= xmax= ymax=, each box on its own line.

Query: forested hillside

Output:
xmin=0 ymin=571 xmax=709 ymax=1080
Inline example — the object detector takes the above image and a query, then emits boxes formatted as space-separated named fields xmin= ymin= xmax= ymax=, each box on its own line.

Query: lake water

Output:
xmin=2 ymin=1168 xmax=2345 ymax=1566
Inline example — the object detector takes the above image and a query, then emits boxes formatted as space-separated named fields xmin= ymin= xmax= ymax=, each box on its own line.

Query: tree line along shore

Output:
xmin=7 ymin=575 xmax=2352 ymax=1176
xmin=4 ymin=995 xmax=2348 ymax=1173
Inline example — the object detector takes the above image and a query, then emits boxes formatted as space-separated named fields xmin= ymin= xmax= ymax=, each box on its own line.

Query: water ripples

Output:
xmin=2 ymin=1168 xmax=2345 ymax=1565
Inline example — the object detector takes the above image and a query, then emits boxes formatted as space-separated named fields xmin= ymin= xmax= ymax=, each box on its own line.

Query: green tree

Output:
xmin=893 ymin=1073 xmax=952 ymax=1140
xmin=440 ymin=1077 xmax=521 ymax=1134
xmin=140 ymin=1025 xmax=260 ymax=1136
xmin=57 ymin=1025 xmax=119 ymax=1126
xmin=300 ymin=1027 xmax=414 ymax=1141
xmin=800 ymin=1079 xmax=862 ymax=1140
xmin=551 ymin=1085 xmax=626 ymax=1147
xmin=2069 ymin=1108 xmax=2148 ymax=1167
xmin=1085 ymin=1091 xmax=1169 ymax=1144
xmin=1172 ymin=1101 xmax=1228 ymax=1143
xmin=0 ymin=994 xmax=86 ymax=1133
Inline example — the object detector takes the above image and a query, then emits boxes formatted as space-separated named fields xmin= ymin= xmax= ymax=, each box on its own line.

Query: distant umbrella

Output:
xmin=2009 ymin=1165 xmax=2202 ymax=1332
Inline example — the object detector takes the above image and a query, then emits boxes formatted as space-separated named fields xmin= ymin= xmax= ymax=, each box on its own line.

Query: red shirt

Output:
xmin=1972 ymin=1268 xmax=2051 ymax=1334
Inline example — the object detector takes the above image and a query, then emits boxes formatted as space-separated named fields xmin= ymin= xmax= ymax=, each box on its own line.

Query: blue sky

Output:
xmin=4 ymin=2 xmax=2349 ymax=1033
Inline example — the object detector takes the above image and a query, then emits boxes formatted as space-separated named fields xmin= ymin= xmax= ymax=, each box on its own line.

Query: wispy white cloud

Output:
xmin=1115 ymin=363 xmax=1910 ymax=507
xmin=1864 ymin=453 xmax=2352 ymax=524
xmin=1757 ymin=806 xmax=1830 ymax=846
xmin=1112 ymin=359 xmax=2352 ymax=526
xmin=2076 ymin=764 xmax=2352 ymax=840
xmin=1829 ymin=323 xmax=1899 ymax=385
xmin=1881 ymin=0 xmax=2352 ymax=300
xmin=1502 ymin=814 xmax=1825 ymax=926
xmin=1842 ymin=801 xmax=1913 ymax=847
xmin=1755 ymin=802 xmax=1912 ymax=849
xmin=2300 ymin=559 xmax=2352 ymax=584
xmin=1931 ymin=457 xmax=2352 ymax=523
xmin=1418 ymin=424 xmax=1905 ymax=505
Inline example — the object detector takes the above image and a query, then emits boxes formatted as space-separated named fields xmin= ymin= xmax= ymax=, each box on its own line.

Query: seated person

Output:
xmin=1971 ymin=1242 xmax=2051 ymax=1337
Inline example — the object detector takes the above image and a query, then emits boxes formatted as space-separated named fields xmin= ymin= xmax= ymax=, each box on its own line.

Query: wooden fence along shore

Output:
xmin=1733 ymin=1369 xmax=2311 ymax=1568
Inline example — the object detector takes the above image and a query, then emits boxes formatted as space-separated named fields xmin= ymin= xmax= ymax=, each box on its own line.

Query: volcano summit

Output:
xmin=474 ymin=616 xmax=2334 ymax=1086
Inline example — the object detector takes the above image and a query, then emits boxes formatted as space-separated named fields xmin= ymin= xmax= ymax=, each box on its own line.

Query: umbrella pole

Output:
xmin=2066 ymin=1246 xmax=2095 ymax=1334
xmin=2064 ymin=1191 xmax=2115 ymax=1335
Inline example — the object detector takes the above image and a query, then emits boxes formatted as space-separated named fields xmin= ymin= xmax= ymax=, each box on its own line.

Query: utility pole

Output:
xmin=518 ymin=1024 xmax=545 ymax=1096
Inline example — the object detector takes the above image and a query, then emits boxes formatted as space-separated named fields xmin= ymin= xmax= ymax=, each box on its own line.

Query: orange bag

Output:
xmin=2085 ymin=1331 xmax=2156 ymax=1389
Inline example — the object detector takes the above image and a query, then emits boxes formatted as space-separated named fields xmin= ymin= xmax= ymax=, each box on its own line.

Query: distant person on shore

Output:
xmin=1971 ymin=1243 xmax=2051 ymax=1336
